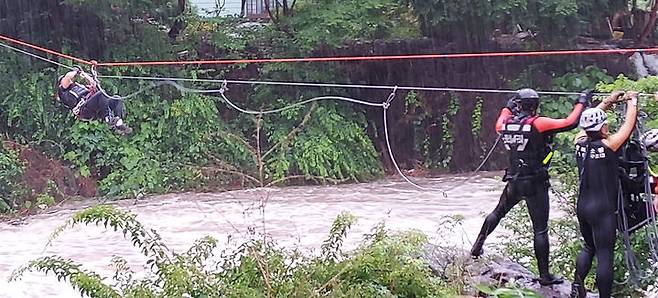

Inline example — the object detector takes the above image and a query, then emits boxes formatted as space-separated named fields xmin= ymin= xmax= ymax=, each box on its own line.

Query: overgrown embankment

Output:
xmin=0 ymin=0 xmax=646 ymax=211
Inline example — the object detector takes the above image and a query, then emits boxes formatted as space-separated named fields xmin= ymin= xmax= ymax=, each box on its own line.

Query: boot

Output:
xmin=470 ymin=234 xmax=486 ymax=258
xmin=113 ymin=124 xmax=133 ymax=135
xmin=570 ymin=282 xmax=586 ymax=298
xmin=108 ymin=117 xmax=132 ymax=135
xmin=538 ymin=274 xmax=564 ymax=286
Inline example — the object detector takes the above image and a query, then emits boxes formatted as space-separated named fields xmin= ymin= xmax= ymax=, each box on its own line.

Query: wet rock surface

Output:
xmin=421 ymin=243 xmax=598 ymax=298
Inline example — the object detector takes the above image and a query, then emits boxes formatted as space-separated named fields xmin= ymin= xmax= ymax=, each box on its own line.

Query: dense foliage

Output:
xmin=407 ymin=0 xmax=636 ymax=45
xmin=4 ymin=0 xmax=658 ymax=297
xmin=1 ymin=0 xmax=658 ymax=206
xmin=0 ymin=143 xmax=25 ymax=212
xmin=10 ymin=205 xmax=453 ymax=297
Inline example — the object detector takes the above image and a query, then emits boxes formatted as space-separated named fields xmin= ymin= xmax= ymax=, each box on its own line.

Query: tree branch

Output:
xmin=262 ymin=103 xmax=317 ymax=159
xmin=264 ymin=0 xmax=277 ymax=23
xmin=250 ymin=248 xmax=273 ymax=298
xmin=198 ymin=166 xmax=261 ymax=185
xmin=289 ymin=0 xmax=297 ymax=15
xmin=216 ymin=130 xmax=257 ymax=157
xmin=640 ymin=1 xmax=658 ymax=43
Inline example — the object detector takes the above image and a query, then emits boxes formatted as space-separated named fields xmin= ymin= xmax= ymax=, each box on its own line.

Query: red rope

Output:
xmin=2 ymin=33 xmax=658 ymax=68
xmin=93 ymin=48 xmax=658 ymax=67
xmin=0 ymin=34 xmax=92 ymax=65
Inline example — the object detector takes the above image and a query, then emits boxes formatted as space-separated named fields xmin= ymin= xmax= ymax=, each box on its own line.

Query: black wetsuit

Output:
xmin=471 ymin=103 xmax=583 ymax=283
xmin=574 ymin=137 xmax=618 ymax=298
xmin=57 ymin=83 xmax=124 ymax=120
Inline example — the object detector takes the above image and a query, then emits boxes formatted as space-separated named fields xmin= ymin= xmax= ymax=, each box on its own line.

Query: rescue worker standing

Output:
xmin=470 ymin=88 xmax=588 ymax=285
xmin=571 ymin=91 xmax=638 ymax=298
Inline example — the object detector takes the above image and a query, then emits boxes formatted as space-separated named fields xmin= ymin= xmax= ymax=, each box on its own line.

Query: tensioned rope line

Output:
xmin=0 ymin=34 xmax=91 ymax=65
xmin=99 ymin=74 xmax=597 ymax=96
xmin=94 ymin=47 xmax=658 ymax=67
xmin=0 ymin=41 xmax=74 ymax=70
xmin=1 ymin=38 xmax=654 ymax=98
xmin=2 ymin=33 xmax=658 ymax=67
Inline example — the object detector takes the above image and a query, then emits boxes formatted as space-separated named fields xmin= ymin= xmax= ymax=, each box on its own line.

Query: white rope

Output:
xmin=1 ymin=39 xmax=651 ymax=98
xmin=382 ymin=105 xmax=445 ymax=194
xmin=0 ymin=41 xmax=73 ymax=70
xmin=473 ymin=134 xmax=502 ymax=173
xmin=213 ymin=84 xmax=441 ymax=193
xmin=98 ymin=74 xmax=615 ymax=97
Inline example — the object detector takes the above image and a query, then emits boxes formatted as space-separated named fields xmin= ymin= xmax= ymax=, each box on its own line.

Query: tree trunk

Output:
xmin=168 ymin=0 xmax=187 ymax=40
xmin=639 ymin=1 xmax=658 ymax=44
xmin=264 ymin=0 xmax=277 ymax=23
xmin=46 ymin=0 xmax=65 ymax=53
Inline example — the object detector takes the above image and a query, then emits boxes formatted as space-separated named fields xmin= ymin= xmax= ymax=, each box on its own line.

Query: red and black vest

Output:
xmin=500 ymin=113 xmax=551 ymax=180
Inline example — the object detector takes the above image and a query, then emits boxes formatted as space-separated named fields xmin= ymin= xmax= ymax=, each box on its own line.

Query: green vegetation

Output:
xmin=4 ymin=1 xmax=658 ymax=295
xmin=0 ymin=143 xmax=25 ymax=212
xmin=11 ymin=205 xmax=454 ymax=297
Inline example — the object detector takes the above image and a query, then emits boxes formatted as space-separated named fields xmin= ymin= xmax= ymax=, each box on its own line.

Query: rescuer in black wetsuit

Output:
xmin=571 ymin=91 xmax=638 ymax=298
xmin=470 ymin=88 xmax=588 ymax=286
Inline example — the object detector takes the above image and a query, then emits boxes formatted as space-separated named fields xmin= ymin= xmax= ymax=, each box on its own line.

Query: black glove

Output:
xmin=506 ymin=95 xmax=519 ymax=111
xmin=577 ymin=90 xmax=593 ymax=107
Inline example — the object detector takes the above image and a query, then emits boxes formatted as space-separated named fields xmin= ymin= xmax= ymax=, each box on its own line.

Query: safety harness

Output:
xmin=500 ymin=113 xmax=553 ymax=182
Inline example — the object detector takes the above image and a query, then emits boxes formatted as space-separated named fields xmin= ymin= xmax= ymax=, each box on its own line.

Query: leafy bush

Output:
xmin=0 ymin=143 xmax=25 ymax=212
xmin=11 ymin=205 xmax=453 ymax=297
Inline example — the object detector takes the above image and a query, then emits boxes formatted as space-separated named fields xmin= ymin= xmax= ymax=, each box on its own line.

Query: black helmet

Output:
xmin=57 ymin=75 xmax=65 ymax=87
xmin=517 ymin=88 xmax=539 ymax=112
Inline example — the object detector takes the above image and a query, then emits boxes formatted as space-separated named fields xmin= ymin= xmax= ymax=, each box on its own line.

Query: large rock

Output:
xmin=420 ymin=243 xmax=598 ymax=297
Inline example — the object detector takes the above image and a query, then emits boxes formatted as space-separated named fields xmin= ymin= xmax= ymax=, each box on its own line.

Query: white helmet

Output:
xmin=642 ymin=129 xmax=658 ymax=152
xmin=579 ymin=108 xmax=607 ymax=132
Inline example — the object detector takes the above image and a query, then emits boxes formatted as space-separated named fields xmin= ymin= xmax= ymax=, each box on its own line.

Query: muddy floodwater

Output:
xmin=0 ymin=173 xmax=548 ymax=297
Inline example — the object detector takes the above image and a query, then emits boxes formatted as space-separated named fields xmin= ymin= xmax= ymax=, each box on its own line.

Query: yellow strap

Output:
xmin=542 ymin=151 xmax=554 ymax=165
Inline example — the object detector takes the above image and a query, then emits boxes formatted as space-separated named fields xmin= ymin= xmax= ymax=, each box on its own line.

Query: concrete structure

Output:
xmin=190 ymin=0 xmax=242 ymax=17
xmin=190 ymin=0 xmax=271 ymax=19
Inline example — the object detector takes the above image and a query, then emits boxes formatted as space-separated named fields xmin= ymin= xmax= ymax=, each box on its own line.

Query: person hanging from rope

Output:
xmin=470 ymin=88 xmax=589 ymax=286
xmin=570 ymin=91 xmax=638 ymax=298
xmin=56 ymin=66 xmax=132 ymax=134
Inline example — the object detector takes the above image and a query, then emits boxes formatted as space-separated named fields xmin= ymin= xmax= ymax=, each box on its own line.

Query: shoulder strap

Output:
xmin=522 ymin=115 xmax=539 ymax=125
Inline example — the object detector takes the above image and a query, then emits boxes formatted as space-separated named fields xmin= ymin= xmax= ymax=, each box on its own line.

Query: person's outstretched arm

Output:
xmin=603 ymin=92 xmax=638 ymax=152
xmin=59 ymin=67 xmax=96 ymax=89
xmin=534 ymin=102 xmax=586 ymax=134
xmin=495 ymin=96 xmax=518 ymax=133
xmin=59 ymin=69 xmax=79 ymax=89
xmin=79 ymin=71 xmax=96 ymax=88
